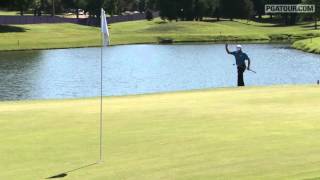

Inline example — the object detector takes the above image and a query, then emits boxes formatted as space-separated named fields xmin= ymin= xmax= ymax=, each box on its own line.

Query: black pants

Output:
xmin=237 ymin=65 xmax=246 ymax=86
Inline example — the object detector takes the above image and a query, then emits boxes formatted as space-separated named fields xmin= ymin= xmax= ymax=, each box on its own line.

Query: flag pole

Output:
xmin=99 ymin=8 xmax=104 ymax=163
xmin=99 ymin=33 xmax=103 ymax=163
xmin=99 ymin=8 xmax=109 ymax=163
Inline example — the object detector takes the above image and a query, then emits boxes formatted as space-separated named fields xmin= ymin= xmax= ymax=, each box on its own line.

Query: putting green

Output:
xmin=1 ymin=86 xmax=320 ymax=180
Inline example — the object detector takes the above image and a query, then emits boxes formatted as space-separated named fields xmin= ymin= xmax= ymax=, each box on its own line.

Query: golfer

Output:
xmin=225 ymin=44 xmax=251 ymax=86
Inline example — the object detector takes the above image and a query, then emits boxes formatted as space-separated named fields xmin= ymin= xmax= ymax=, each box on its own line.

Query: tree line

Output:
xmin=157 ymin=0 xmax=319 ymax=26
xmin=0 ymin=0 xmax=152 ymax=18
xmin=0 ymin=0 xmax=319 ymax=27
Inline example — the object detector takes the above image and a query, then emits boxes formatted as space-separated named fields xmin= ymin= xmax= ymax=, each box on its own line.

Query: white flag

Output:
xmin=101 ymin=8 xmax=110 ymax=46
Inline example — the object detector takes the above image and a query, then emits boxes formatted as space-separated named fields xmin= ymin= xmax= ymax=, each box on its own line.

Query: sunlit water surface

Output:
xmin=0 ymin=44 xmax=319 ymax=100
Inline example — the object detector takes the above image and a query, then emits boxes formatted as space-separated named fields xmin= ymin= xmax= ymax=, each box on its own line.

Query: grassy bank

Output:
xmin=292 ymin=37 xmax=320 ymax=54
xmin=0 ymin=19 xmax=320 ymax=51
xmin=1 ymin=86 xmax=320 ymax=179
xmin=110 ymin=19 xmax=320 ymax=44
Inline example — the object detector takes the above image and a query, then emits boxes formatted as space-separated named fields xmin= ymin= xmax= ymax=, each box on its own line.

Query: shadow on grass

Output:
xmin=257 ymin=22 xmax=312 ymax=28
xmin=202 ymin=19 xmax=232 ymax=23
xmin=301 ymin=24 xmax=318 ymax=30
xmin=46 ymin=162 xmax=98 ymax=179
xmin=258 ymin=24 xmax=293 ymax=27
xmin=0 ymin=25 xmax=28 ymax=33
xmin=155 ymin=21 xmax=168 ymax=24
xmin=252 ymin=17 xmax=283 ymax=24
xmin=203 ymin=18 xmax=285 ymax=27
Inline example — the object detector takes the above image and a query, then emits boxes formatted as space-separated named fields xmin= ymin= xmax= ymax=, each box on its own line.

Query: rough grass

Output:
xmin=1 ymin=86 xmax=320 ymax=180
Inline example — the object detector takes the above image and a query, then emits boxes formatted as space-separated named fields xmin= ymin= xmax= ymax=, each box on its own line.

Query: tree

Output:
xmin=209 ymin=0 xmax=221 ymax=20
xmin=286 ymin=0 xmax=302 ymax=25
xmin=104 ymin=0 xmax=117 ymax=16
xmin=86 ymin=0 xmax=104 ymax=18
xmin=138 ymin=0 xmax=146 ymax=12
xmin=251 ymin=0 xmax=265 ymax=19
xmin=194 ymin=0 xmax=207 ymax=21
xmin=14 ymin=0 xmax=35 ymax=16
xmin=146 ymin=0 xmax=156 ymax=10
xmin=204 ymin=0 xmax=218 ymax=18
xmin=145 ymin=9 xmax=153 ymax=20
xmin=304 ymin=0 xmax=320 ymax=29
xmin=177 ymin=0 xmax=193 ymax=20
xmin=62 ymin=0 xmax=87 ymax=18
xmin=31 ymin=0 xmax=41 ymax=16
xmin=157 ymin=0 xmax=179 ymax=21
xmin=220 ymin=0 xmax=254 ymax=20
xmin=213 ymin=6 xmax=220 ymax=20
xmin=220 ymin=0 xmax=236 ymax=20
xmin=0 ymin=1 xmax=14 ymax=9
xmin=266 ymin=0 xmax=302 ymax=25
xmin=117 ymin=0 xmax=139 ymax=12
xmin=243 ymin=0 xmax=254 ymax=19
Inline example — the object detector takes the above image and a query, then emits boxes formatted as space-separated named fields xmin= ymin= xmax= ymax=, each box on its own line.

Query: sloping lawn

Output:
xmin=1 ymin=86 xmax=320 ymax=179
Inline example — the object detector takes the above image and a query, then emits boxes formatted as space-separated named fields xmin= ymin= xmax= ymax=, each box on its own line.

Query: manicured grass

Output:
xmin=0 ymin=19 xmax=320 ymax=51
xmin=0 ymin=23 xmax=101 ymax=50
xmin=0 ymin=10 xmax=19 ymax=16
xmin=110 ymin=19 xmax=320 ymax=45
xmin=1 ymin=86 xmax=320 ymax=180
xmin=292 ymin=37 xmax=320 ymax=54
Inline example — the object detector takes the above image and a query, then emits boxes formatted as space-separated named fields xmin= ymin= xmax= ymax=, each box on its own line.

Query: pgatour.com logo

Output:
xmin=265 ymin=4 xmax=315 ymax=13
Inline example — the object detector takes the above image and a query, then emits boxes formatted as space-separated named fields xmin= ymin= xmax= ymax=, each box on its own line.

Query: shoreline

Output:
xmin=0 ymin=34 xmax=316 ymax=54
xmin=0 ymin=84 xmax=317 ymax=103
xmin=0 ymin=40 xmax=298 ymax=52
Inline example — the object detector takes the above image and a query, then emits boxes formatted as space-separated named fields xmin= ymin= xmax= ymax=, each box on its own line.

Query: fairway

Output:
xmin=0 ymin=23 xmax=100 ymax=50
xmin=110 ymin=19 xmax=320 ymax=45
xmin=1 ymin=86 xmax=320 ymax=180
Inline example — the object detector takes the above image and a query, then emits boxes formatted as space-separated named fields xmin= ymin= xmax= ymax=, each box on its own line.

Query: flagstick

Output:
xmin=99 ymin=33 xmax=104 ymax=163
xmin=99 ymin=7 xmax=109 ymax=164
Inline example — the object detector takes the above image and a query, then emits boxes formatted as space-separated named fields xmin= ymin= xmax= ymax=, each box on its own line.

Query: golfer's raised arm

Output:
xmin=225 ymin=44 xmax=231 ymax=54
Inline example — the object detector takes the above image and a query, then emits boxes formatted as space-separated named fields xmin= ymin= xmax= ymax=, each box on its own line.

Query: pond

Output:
xmin=0 ymin=44 xmax=319 ymax=101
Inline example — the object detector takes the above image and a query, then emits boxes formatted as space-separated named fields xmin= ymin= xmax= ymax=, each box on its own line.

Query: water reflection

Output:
xmin=0 ymin=51 xmax=42 ymax=100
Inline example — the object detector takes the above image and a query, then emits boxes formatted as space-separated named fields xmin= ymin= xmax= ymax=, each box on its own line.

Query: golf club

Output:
xmin=248 ymin=69 xmax=257 ymax=73
xmin=233 ymin=64 xmax=257 ymax=73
